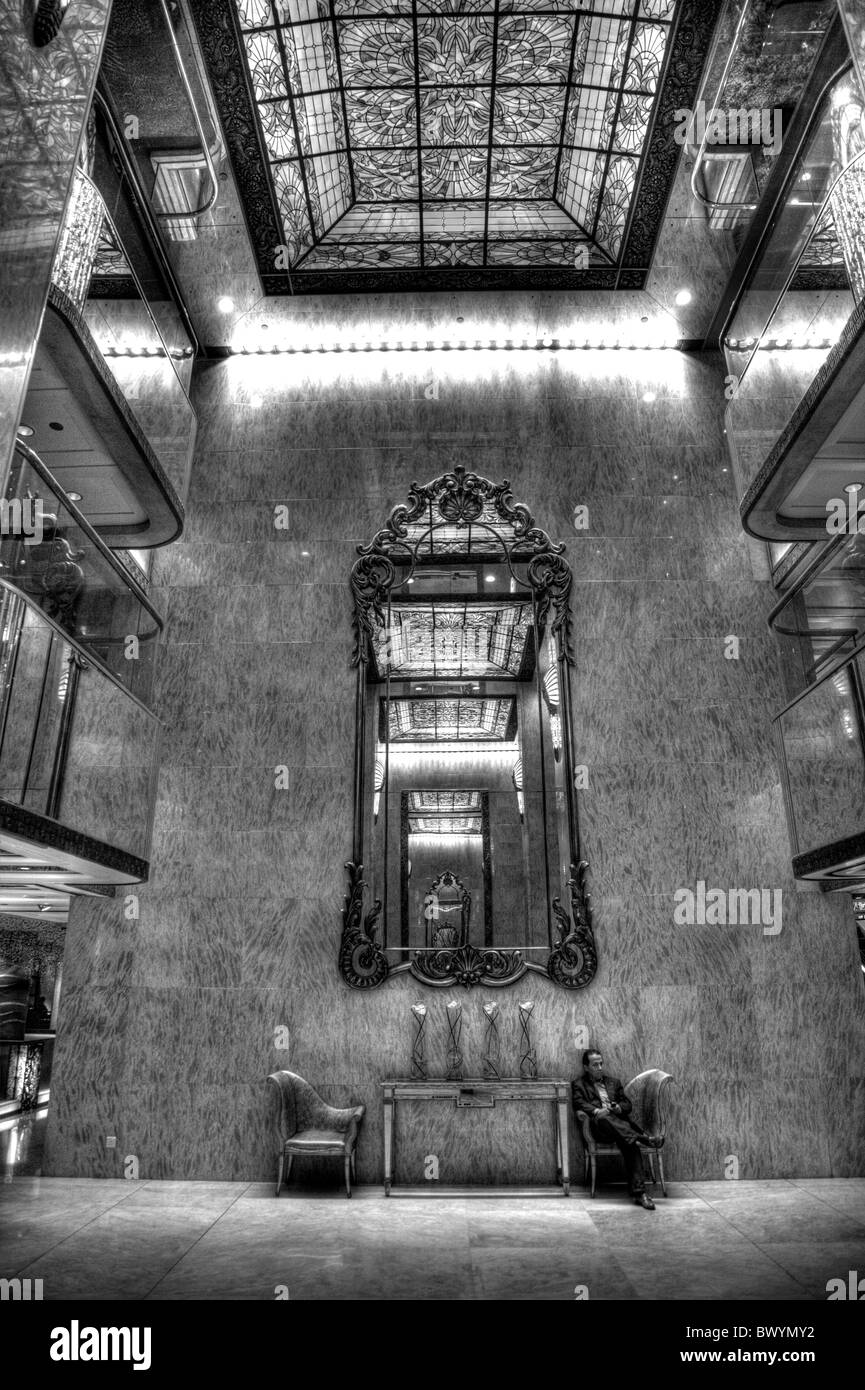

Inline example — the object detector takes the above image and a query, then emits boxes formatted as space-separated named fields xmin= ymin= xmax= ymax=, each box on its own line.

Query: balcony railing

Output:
xmin=691 ymin=0 xmax=836 ymax=235
xmin=722 ymin=65 xmax=865 ymax=503
xmin=2 ymin=443 xmax=163 ymax=705
xmin=0 ymin=583 xmax=161 ymax=864
xmin=774 ymin=637 xmax=865 ymax=881
xmin=769 ymin=531 xmax=865 ymax=690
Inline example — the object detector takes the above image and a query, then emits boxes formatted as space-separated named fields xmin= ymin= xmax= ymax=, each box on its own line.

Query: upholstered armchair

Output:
xmin=266 ymin=1070 xmax=365 ymax=1198
xmin=577 ymin=1068 xmax=675 ymax=1198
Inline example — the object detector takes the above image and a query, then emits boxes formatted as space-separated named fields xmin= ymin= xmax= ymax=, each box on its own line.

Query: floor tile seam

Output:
xmin=786 ymin=1180 xmax=865 ymax=1221
xmin=8 ymin=1179 xmax=166 ymax=1277
xmin=136 ymin=1182 xmax=259 ymax=1299
xmin=746 ymin=1241 xmax=824 ymax=1296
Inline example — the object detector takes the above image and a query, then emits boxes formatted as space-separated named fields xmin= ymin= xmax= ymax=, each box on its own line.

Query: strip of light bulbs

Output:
xmin=229 ymin=335 xmax=684 ymax=355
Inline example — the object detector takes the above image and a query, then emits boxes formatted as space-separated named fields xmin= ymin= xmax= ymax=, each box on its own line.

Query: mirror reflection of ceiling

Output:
xmin=226 ymin=0 xmax=682 ymax=285
xmin=383 ymin=695 xmax=517 ymax=741
xmin=407 ymin=789 xmax=483 ymax=833
xmin=372 ymin=601 xmax=532 ymax=678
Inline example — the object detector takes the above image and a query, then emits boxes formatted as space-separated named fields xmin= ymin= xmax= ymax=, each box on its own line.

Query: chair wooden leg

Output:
xmin=590 ymin=1155 xmax=597 ymax=1198
xmin=275 ymin=1149 xmax=285 ymax=1198
xmin=344 ymin=1154 xmax=352 ymax=1198
xmin=350 ymin=1151 xmax=356 ymax=1181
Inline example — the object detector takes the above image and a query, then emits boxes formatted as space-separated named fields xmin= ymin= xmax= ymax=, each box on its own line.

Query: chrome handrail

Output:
xmin=11 ymin=441 xmax=164 ymax=634
xmin=156 ymin=0 xmax=220 ymax=221
xmin=91 ymin=88 xmax=201 ymax=365
xmin=690 ymin=0 xmax=759 ymax=212
xmin=771 ymin=629 xmax=865 ymax=723
xmin=0 ymin=579 xmax=163 ymax=724
xmin=767 ymin=533 xmax=847 ymax=630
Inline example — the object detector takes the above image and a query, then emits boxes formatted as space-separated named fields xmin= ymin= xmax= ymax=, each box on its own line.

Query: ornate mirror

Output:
xmin=340 ymin=467 xmax=597 ymax=991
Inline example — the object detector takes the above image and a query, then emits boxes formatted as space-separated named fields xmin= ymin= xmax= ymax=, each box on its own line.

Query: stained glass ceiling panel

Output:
xmin=233 ymin=0 xmax=680 ymax=272
xmin=371 ymin=602 xmax=533 ymax=678
xmin=383 ymin=696 xmax=517 ymax=741
xmin=407 ymin=790 xmax=483 ymax=834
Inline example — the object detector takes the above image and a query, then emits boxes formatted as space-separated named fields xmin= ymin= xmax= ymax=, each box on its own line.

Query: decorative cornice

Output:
xmin=187 ymin=0 xmax=291 ymax=293
xmin=620 ymin=0 xmax=726 ymax=272
xmin=789 ymin=266 xmax=849 ymax=293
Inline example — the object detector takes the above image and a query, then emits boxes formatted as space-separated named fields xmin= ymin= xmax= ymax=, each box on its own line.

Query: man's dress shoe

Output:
xmin=635 ymin=1193 xmax=656 ymax=1210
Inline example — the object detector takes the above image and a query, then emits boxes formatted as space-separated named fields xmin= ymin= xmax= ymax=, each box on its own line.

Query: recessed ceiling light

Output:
xmin=67 ymin=491 xmax=82 ymax=502
xmin=16 ymin=424 xmax=34 ymax=437
xmin=844 ymin=483 xmax=863 ymax=494
xmin=485 ymin=574 xmax=495 ymax=582
xmin=406 ymin=577 xmax=415 ymax=584
xmin=48 ymin=421 xmax=63 ymax=431
xmin=217 ymin=296 xmax=235 ymax=313
xmin=675 ymin=289 xmax=692 ymax=307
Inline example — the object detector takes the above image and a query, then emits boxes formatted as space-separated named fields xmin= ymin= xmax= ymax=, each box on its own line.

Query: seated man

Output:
xmin=572 ymin=1049 xmax=662 ymax=1211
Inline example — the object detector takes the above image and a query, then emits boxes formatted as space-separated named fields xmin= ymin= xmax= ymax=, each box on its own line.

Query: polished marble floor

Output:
xmin=1 ymin=1174 xmax=864 ymax=1300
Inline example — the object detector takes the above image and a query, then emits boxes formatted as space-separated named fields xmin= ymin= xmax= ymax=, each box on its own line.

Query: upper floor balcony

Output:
xmin=712 ymin=14 xmax=865 ymax=543
xmin=0 ymin=443 xmax=163 ymax=917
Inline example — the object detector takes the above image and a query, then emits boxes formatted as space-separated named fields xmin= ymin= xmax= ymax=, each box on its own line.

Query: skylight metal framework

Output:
xmin=407 ymin=788 xmax=484 ymax=833
xmin=371 ymin=601 xmax=533 ymax=678
xmin=380 ymin=695 xmax=518 ymax=741
xmin=234 ymin=0 xmax=678 ymax=273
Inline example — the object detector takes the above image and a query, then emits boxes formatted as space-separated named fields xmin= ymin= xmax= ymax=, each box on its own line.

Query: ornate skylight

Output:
xmin=382 ymin=695 xmax=517 ymax=740
xmin=407 ymin=789 xmax=483 ymax=833
xmin=371 ymin=601 xmax=533 ymax=678
xmin=234 ymin=0 xmax=678 ymax=272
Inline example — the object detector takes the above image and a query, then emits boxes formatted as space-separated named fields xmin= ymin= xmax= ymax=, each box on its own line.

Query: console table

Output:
xmin=381 ymin=1078 xmax=571 ymax=1195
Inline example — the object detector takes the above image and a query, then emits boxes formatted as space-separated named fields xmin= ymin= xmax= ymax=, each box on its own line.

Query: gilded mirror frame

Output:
xmin=340 ymin=466 xmax=597 ymax=991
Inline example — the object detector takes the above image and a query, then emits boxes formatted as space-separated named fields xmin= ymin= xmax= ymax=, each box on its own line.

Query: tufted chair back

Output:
xmin=624 ymin=1069 xmax=674 ymax=1138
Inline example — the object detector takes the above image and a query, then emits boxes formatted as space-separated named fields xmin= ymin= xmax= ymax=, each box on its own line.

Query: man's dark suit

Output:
xmin=572 ymin=1073 xmax=650 ymax=1195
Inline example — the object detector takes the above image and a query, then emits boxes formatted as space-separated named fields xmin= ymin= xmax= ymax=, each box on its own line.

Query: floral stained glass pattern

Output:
xmin=234 ymin=0 xmax=678 ymax=272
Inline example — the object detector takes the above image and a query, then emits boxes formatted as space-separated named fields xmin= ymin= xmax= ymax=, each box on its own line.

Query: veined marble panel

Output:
xmin=44 ymin=344 xmax=865 ymax=1185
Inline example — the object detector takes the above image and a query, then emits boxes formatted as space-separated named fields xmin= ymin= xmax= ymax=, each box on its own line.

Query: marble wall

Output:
xmin=45 ymin=333 xmax=865 ymax=1184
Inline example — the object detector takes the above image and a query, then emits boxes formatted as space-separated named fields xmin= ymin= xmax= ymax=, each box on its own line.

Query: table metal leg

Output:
xmin=558 ymin=1099 xmax=570 ymax=1195
xmin=383 ymin=1091 xmax=394 ymax=1196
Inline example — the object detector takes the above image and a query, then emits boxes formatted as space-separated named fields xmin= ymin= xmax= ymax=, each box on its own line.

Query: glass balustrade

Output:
xmin=97 ymin=0 xmax=221 ymax=248
xmin=775 ymin=642 xmax=865 ymax=862
xmin=693 ymin=0 xmax=835 ymax=239
xmin=771 ymin=531 xmax=865 ymax=692
xmin=723 ymin=67 xmax=865 ymax=499
xmin=0 ymin=585 xmax=161 ymax=862
xmin=1 ymin=445 xmax=162 ymax=705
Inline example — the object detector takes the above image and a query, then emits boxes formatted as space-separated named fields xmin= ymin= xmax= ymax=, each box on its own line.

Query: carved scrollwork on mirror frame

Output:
xmin=340 ymin=465 xmax=597 ymax=991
